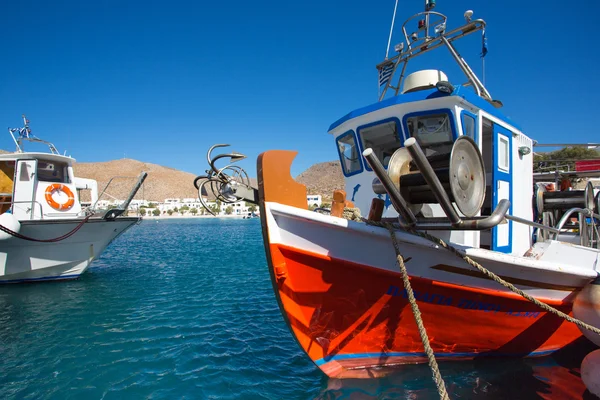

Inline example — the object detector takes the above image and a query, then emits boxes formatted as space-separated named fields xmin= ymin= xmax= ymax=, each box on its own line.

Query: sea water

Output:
xmin=0 ymin=218 xmax=594 ymax=399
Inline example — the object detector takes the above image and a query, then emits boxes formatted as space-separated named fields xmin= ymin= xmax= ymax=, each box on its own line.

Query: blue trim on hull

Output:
xmin=315 ymin=349 xmax=557 ymax=366
xmin=0 ymin=274 xmax=81 ymax=284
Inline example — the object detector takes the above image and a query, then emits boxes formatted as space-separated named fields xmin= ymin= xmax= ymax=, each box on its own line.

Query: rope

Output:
xmin=341 ymin=206 xmax=600 ymax=399
xmin=342 ymin=207 xmax=362 ymax=221
xmin=354 ymin=214 xmax=600 ymax=337
xmin=386 ymin=223 xmax=450 ymax=399
xmin=341 ymin=207 xmax=449 ymax=399
xmin=0 ymin=215 xmax=92 ymax=242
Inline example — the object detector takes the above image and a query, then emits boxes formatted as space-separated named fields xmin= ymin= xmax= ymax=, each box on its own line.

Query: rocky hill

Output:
xmin=73 ymin=159 xmax=201 ymax=201
xmin=72 ymin=158 xmax=345 ymax=202
xmin=295 ymin=161 xmax=345 ymax=200
xmin=0 ymin=150 xmax=345 ymax=202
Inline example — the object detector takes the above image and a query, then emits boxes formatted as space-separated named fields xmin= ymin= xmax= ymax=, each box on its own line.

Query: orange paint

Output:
xmin=266 ymin=242 xmax=582 ymax=378
xmin=257 ymin=150 xmax=307 ymax=210
xmin=254 ymin=150 xmax=582 ymax=378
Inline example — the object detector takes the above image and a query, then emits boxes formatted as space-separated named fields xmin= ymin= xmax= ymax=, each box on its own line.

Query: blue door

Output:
xmin=491 ymin=124 xmax=512 ymax=253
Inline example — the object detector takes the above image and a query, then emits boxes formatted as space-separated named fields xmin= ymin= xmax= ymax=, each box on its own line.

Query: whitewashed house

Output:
xmin=307 ymin=195 xmax=322 ymax=208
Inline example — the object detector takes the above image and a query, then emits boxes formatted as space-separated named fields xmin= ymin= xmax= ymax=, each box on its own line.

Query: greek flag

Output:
xmin=378 ymin=62 xmax=395 ymax=87
xmin=481 ymin=29 xmax=488 ymax=58
xmin=19 ymin=127 xmax=31 ymax=139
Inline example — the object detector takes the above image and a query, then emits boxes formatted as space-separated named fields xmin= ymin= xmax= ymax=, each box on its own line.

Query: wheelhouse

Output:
xmin=329 ymin=72 xmax=534 ymax=257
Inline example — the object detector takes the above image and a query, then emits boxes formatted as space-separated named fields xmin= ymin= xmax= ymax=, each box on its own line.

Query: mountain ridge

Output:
xmin=0 ymin=150 xmax=345 ymax=201
xmin=73 ymin=158 xmax=345 ymax=202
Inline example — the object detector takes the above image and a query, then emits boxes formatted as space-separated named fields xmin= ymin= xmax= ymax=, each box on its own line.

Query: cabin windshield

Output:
xmin=405 ymin=111 xmax=455 ymax=156
xmin=37 ymin=160 xmax=70 ymax=183
xmin=357 ymin=119 xmax=402 ymax=169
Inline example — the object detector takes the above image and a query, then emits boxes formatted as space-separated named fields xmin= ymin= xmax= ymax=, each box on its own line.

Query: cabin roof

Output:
xmin=328 ymin=85 xmax=522 ymax=133
xmin=0 ymin=152 xmax=75 ymax=164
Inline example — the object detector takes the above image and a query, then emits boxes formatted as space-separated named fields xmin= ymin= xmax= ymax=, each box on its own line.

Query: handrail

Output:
xmin=377 ymin=10 xmax=489 ymax=101
xmin=554 ymin=207 xmax=591 ymax=234
xmin=8 ymin=200 xmax=45 ymax=220
xmin=505 ymin=214 xmax=561 ymax=234
xmin=550 ymin=207 xmax=600 ymax=248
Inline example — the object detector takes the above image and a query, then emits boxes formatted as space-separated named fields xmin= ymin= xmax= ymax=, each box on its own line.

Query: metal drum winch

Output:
xmin=372 ymin=136 xmax=486 ymax=217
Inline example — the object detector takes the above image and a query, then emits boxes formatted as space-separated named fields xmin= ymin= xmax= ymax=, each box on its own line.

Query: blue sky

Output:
xmin=1 ymin=0 xmax=598 ymax=178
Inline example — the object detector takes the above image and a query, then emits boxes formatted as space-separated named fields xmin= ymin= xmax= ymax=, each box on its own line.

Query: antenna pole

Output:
xmin=482 ymin=57 xmax=485 ymax=86
xmin=385 ymin=0 xmax=399 ymax=59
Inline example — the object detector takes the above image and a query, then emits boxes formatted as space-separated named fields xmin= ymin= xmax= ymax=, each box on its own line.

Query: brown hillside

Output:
xmin=73 ymin=159 xmax=200 ymax=202
xmin=296 ymin=161 xmax=344 ymax=200
xmin=0 ymin=149 xmax=345 ymax=203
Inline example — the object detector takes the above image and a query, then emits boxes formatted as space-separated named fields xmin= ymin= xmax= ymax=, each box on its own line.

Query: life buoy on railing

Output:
xmin=44 ymin=184 xmax=75 ymax=211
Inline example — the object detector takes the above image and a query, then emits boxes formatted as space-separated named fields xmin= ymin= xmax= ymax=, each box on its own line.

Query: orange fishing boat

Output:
xmin=195 ymin=1 xmax=600 ymax=379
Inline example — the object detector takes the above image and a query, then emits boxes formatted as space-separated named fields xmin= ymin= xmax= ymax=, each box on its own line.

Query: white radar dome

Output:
xmin=402 ymin=70 xmax=448 ymax=94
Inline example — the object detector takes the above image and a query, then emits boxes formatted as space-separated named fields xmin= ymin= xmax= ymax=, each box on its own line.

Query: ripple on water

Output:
xmin=0 ymin=218 xmax=593 ymax=399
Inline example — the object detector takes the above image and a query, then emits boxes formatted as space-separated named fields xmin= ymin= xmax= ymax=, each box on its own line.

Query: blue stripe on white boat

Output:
xmin=0 ymin=274 xmax=81 ymax=284
xmin=314 ymin=349 xmax=557 ymax=366
xmin=328 ymin=85 xmax=521 ymax=132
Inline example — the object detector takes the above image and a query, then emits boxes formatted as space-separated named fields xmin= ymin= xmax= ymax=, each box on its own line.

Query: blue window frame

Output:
xmin=356 ymin=117 xmax=402 ymax=171
xmin=460 ymin=111 xmax=478 ymax=144
xmin=402 ymin=108 xmax=457 ymax=148
xmin=336 ymin=130 xmax=363 ymax=177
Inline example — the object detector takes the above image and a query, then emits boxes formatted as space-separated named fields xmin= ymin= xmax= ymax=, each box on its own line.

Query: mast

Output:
xmin=376 ymin=0 xmax=495 ymax=105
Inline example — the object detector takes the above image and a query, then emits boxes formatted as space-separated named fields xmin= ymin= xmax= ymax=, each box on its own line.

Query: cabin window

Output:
xmin=357 ymin=119 xmax=402 ymax=170
xmin=336 ymin=131 xmax=362 ymax=176
xmin=37 ymin=161 xmax=70 ymax=183
xmin=461 ymin=113 xmax=477 ymax=142
xmin=498 ymin=134 xmax=510 ymax=172
xmin=405 ymin=112 xmax=454 ymax=147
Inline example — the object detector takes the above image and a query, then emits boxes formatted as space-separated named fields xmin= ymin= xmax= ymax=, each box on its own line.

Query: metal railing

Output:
xmin=0 ymin=200 xmax=45 ymax=220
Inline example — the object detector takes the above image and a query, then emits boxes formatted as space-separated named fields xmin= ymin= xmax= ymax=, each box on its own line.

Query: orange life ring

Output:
xmin=45 ymin=184 xmax=75 ymax=211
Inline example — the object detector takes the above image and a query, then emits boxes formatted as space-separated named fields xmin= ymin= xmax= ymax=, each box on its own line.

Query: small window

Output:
xmin=461 ymin=113 xmax=476 ymax=141
xmin=406 ymin=112 xmax=453 ymax=147
xmin=498 ymin=134 xmax=509 ymax=171
xmin=37 ymin=161 xmax=70 ymax=183
xmin=357 ymin=119 xmax=401 ymax=170
xmin=336 ymin=131 xmax=362 ymax=175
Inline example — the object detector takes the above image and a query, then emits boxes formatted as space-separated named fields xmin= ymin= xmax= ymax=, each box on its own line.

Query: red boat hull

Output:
xmin=269 ymin=243 xmax=582 ymax=378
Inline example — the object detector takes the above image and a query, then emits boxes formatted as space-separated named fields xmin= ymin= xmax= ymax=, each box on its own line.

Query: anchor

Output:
xmin=193 ymin=144 xmax=258 ymax=215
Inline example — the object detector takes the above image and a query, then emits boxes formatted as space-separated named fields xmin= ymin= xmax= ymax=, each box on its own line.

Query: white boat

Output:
xmin=0 ymin=116 xmax=147 ymax=283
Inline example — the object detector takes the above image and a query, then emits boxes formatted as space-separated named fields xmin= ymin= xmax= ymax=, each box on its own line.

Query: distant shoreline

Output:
xmin=139 ymin=214 xmax=254 ymax=220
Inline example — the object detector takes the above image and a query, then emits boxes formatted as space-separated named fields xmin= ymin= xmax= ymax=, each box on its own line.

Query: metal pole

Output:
xmin=482 ymin=56 xmax=485 ymax=86
xmin=440 ymin=36 xmax=481 ymax=97
xmin=385 ymin=0 xmax=399 ymax=59
xmin=363 ymin=148 xmax=417 ymax=226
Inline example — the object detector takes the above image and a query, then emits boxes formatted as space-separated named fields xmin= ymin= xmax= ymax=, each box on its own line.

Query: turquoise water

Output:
xmin=0 ymin=218 xmax=594 ymax=399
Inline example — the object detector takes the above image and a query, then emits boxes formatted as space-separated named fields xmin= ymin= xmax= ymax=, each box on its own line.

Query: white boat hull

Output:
xmin=0 ymin=217 xmax=139 ymax=283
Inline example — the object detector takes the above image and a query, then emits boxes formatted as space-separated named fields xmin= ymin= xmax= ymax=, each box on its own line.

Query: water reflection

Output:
xmin=316 ymin=338 xmax=597 ymax=399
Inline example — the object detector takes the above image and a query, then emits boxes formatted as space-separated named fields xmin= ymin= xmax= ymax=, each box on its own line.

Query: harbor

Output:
xmin=2 ymin=0 xmax=600 ymax=398
xmin=0 ymin=218 xmax=595 ymax=399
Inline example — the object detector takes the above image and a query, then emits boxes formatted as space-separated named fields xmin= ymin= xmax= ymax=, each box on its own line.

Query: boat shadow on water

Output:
xmin=315 ymin=338 xmax=597 ymax=399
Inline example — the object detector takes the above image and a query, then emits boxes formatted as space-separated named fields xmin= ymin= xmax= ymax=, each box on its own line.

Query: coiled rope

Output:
xmin=340 ymin=207 xmax=600 ymax=399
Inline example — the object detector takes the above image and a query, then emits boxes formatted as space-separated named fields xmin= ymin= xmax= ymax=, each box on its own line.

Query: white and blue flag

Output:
xmin=378 ymin=62 xmax=395 ymax=87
